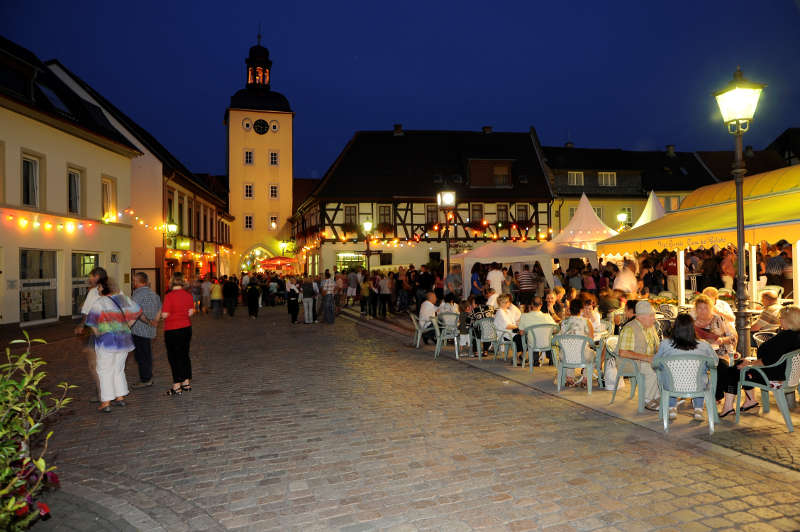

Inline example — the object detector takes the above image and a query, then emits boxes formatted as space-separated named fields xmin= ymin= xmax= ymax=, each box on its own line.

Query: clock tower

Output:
xmin=226 ymin=38 xmax=293 ymax=269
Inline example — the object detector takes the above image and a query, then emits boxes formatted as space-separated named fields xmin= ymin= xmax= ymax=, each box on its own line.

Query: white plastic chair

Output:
xmin=653 ymin=355 xmax=719 ymax=434
xmin=552 ymin=334 xmax=596 ymax=394
xmin=434 ymin=312 xmax=460 ymax=359
xmin=736 ymin=349 xmax=800 ymax=432
xmin=521 ymin=324 xmax=558 ymax=373
xmin=409 ymin=312 xmax=434 ymax=349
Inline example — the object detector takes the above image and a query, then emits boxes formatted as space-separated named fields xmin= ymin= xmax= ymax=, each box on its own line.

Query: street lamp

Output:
xmin=437 ymin=190 xmax=456 ymax=277
xmin=362 ymin=220 xmax=373 ymax=271
xmin=714 ymin=66 xmax=765 ymax=357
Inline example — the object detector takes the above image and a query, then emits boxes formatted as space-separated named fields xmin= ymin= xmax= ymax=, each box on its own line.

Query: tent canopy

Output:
xmin=597 ymin=166 xmax=800 ymax=255
xmin=680 ymin=165 xmax=800 ymax=209
xmin=633 ymin=190 xmax=666 ymax=228
xmin=453 ymin=241 xmax=598 ymax=292
xmin=552 ymin=193 xmax=617 ymax=249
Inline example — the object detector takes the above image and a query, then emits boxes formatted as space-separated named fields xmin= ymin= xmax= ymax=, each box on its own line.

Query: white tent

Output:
xmin=552 ymin=193 xmax=617 ymax=250
xmin=453 ymin=241 xmax=598 ymax=293
xmin=632 ymin=190 xmax=666 ymax=228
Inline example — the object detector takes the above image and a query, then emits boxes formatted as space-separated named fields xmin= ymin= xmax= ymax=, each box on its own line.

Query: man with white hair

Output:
xmin=618 ymin=300 xmax=661 ymax=411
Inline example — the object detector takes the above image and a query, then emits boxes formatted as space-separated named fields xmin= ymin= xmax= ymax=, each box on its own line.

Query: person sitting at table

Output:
xmin=652 ymin=313 xmax=718 ymax=421
xmin=619 ymin=301 xmax=661 ymax=411
xmin=561 ymin=298 xmax=596 ymax=386
xmin=519 ymin=297 xmax=556 ymax=366
xmin=702 ymin=287 xmax=735 ymax=323
xmin=438 ymin=292 xmax=458 ymax=314
xmin=580 ymin=294 xmax=603 ymax=339
xmin=692 ymin=295 xmax=741 ymax=417
xmin=418 ymin=291 xmax=438 ymax=345
xmin=494 ymin=294 xmax=524 ymax=358
xmin=735 ymin=305 xmax=800 ymax=411
xmin=544 ymin=291 xmax=564 ymax=323
xmin=751 ymin=290 xmax=782 ymax=333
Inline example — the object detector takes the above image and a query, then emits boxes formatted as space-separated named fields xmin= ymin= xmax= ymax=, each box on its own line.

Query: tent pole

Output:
xmin=749 ymin=243 xmax=757 ymax=309
xmin=794 ymin=240 xmax=799 ymax=303
xmin=678 ymin=249 xmax=686 ymax=305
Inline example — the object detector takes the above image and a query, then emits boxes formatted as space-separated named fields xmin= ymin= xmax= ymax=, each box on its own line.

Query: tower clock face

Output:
xmin=253 ymin=119 xmax=269 ymax=135
xmin=269 ymin=120 xmax=280 ymax=132
xmin=241 ymin=118 xmax=252 ymax=131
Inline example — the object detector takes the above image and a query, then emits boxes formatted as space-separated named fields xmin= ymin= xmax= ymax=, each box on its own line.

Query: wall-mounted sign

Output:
xmin=176 ymin=237 xmax=191 ymax=250
xmin=203 ymin=242 xmax=216 ymax=254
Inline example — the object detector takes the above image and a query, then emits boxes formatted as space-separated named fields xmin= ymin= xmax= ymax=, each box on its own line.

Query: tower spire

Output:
xmin=257 ymin=22 xmax=262 ymax=45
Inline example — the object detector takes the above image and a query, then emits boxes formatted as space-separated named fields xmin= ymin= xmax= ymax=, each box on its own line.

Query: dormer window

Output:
xmin=567 ymin=171 xmax=584 ymax=186
xmin=598 ymin=171 xmax=617 ymax=186
xmin=469 ymin=159 xmax=514 ymax=188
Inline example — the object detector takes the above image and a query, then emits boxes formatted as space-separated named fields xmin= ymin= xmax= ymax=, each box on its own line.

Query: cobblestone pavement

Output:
xmin=699 ymin=426 xmax=800 ymax=472
xmin=17 ymin=306 xmax=800 ymax=531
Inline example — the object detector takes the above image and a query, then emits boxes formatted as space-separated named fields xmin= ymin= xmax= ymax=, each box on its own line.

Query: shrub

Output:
xmin=0 ymin=332 xmax=74 ymax=530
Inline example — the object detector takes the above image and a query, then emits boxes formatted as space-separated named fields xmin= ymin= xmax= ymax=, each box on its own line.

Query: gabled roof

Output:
xmin=0 ymin=35 xmax=139 ymax=156
xmin=293 ymin=178 xmax=320 ymax=212
xmin=304 ymin=128 xmax=553 ymax=205
xmin=766 ymin=128 xmax=800 ymax=166
xmin=695 ymin=149 xmax=785 ymax=181
xmin=45 ymin=59 xmax=227 ymax=205
xmin=543 ymin=145 xmax=719 ymax=194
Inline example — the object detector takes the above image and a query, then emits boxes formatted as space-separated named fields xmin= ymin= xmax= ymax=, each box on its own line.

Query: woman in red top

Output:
xmin=161 ymin=272 xmax=195 ymax=396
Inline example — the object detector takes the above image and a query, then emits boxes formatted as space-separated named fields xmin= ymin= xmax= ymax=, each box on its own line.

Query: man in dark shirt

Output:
xmin=416 ymin=265 xmax=434 ymax=310
xmin=222 ymin=275 xmax=239 ymax=317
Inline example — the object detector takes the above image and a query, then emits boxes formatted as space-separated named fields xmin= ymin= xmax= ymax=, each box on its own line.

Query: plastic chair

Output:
xmin=653 ymin=355 xmax=719 ymax=434
xmin=658 ymin=304 xmax=678 ymax=319
xmin=752 ymin=331 xmax=777 ymax=347
xmin=494 ymin=326 xmax=519 ymax=365
xmin=735 ymin=349 xmax=800 ymax=432
xmin=434 ymin=312 xmax=460 ymax=359
xmin=521 ymin=324 xmax=559 ymax=373
xmin=409 ymin=312 xmax=434 ymax=349
xmin=474 ymin=318 xmax=498 ymax=360
xmin=552 ymin=334 xmax=596 ymax=394
xmin=761 ymin=285 xmax=785 ymax=299
xmin=608 ymin=337 xmax=646 ymax=413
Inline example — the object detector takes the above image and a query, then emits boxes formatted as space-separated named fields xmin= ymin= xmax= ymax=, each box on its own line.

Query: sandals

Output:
xmin=166 ymin=387 xmax=182 ymax=396
xmin=181 ymin=384 xmax=192 ymax=392
xmin=111 ymin=399 xmax=127 ymax=407
xmin=98 ymin=405 xmax=112 ymax=413
xmin=741 ymin=402 xmax=760 ymax=412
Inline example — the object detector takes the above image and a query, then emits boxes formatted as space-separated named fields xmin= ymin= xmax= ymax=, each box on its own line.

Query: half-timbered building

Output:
xmin=292 ymin=125 xmax=554 ymax=274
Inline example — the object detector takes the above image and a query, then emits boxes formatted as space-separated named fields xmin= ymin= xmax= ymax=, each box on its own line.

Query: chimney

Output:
xmin=745 ymin=145 xmax=755 ymax=158
xmin=482 ymin=125 xmax=492 ymax=134
xmin=666 ymin=144 xmax=676 ymax=157
xmin=393 ymin=123 xmax=403 ymax=136
xmin=564 ymin=141 xmax=574 ymax=148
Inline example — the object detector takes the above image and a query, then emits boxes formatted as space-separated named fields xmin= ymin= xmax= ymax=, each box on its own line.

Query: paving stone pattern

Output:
xmin=19 ymin=307 xmax=800 ymax=531
xmin=700 ymin=426 xmax=800 ymax=472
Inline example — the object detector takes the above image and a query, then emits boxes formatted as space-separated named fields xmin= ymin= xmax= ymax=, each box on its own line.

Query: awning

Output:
xmin=680 ymin=165 xmax=800 ymax=209
xmin=597 ymin=189 xmax=800 ymax=255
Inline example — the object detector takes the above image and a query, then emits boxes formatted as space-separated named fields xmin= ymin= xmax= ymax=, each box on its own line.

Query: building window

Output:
xmin=178 ymin=196 xmax=184 ymax=235
xmin=67 ymin=169 xmax=81 ymax=214
xmin=598 ymin=171 xmax=617 ymax=186
xmin=22 ymin=157 xmax=39 ymax=207
xmin=244 ymin=183 xmax=254 ymax=199
xmin=471 ymin=203 xmax=483 ymax=223
xmin=344 ymin=205 xmax=357 ymax=225
xmin=269 ymin=184 xmax=278 ymax=198
xmin=493 ymin=164 xmax=511 ymax=186
xmin=496 ymin=204 xmax=508 ymax=223
xmin=269 ymin=151 xmax=279 ymax=166
xmin=516 ymin=204 xmax=528 ymax=223
xmin=567 ymin=171 xmax=584 ymax=186
xmin=188 ymin=201 xmax=193 ymax=236
xmin=101 ymin=177 xmax=116 ymax=220
xmin=244 ymin=150 xmax=254 ymax=165
xmin=568 ymin=207 xmax=576 ymax=220
xmin=593 ymin=207 xmax=604 ymax=220
xmin=244 ymin=214 xmax=253 ymax=230
xmin=661 ymin=195 xmax=681 ymax=212
xmin=269 ymin=215 xmax=279 ymax=230
xmin=620 ymin=207 xmax=632 ymax=224
xmin=378 ymin=205 xmax=392 ymax=225
xmin=425 ymin=204 xmax=438 ymax=224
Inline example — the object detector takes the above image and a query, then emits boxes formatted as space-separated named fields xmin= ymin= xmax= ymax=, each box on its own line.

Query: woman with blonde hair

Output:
xmin=161 ymin=272 xmax=195 ymax=396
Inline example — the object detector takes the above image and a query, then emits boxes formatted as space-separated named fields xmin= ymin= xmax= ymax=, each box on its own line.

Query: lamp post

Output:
xmin=437 ymin=190 xmax=456 ymax=277
xmin=714 ymin=66 xmax=765 ymax=357
xmin=616 ymin=211 xmax=629 ymax=232
xmin=362 ymin=220 xmax=373 ymax=271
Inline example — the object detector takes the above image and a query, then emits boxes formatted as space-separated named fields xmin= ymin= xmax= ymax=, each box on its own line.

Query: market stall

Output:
xmin=454 ymin=241 xmax=598 ymax=293
xmin=597 ymin=165 xmax=800 ymax=304
xmin=552 ymin=193 xmax=618 ymax=250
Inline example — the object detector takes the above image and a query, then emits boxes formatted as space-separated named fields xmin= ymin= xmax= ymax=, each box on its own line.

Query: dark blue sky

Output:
xmin=3 ymin=1 xmax=799 ymax=179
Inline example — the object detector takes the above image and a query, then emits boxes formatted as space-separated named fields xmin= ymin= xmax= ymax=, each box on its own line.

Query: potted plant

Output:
xmin=376 ymin=222 xmax=394 ymax=235
xmin=1 ymin=333 xmax=74 ymax=530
